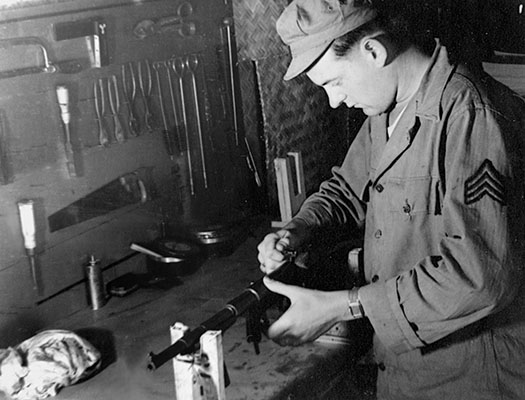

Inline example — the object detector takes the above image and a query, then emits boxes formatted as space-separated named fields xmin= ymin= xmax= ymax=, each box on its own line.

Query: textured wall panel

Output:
xmin=255 ymin=55 xmax=350 ymax=214
xmin=233 ymin=0 xmax=290 ymax=61
xmin=233 ymin=0 xmax=352 ymax=216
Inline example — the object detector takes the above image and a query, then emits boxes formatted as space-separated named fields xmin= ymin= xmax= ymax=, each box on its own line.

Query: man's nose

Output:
xmin=325 ymin=90 xmax=345 ymax=109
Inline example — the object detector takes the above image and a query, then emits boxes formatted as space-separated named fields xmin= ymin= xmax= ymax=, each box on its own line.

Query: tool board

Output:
xmin=0 ymin=0 xmax=253 ymax=340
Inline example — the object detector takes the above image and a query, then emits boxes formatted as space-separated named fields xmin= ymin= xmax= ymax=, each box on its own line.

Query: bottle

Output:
xmin=86 ymin=255 xmax=107 ymax=310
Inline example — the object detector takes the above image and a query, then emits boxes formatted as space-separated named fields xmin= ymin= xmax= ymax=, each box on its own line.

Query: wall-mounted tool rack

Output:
xmin=0 ymin=0 xmax=251 ymax=336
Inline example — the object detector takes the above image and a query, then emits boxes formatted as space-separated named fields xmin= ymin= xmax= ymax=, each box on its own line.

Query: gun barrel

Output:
xmin=147 ymin=262 xmax=297 ymax=370
xmin=147 ymin=326 xmax=206 ymax=370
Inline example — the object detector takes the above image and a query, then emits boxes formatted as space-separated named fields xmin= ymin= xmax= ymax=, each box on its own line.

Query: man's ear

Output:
xmin=361 ymin=37 xmax=389 ymax=67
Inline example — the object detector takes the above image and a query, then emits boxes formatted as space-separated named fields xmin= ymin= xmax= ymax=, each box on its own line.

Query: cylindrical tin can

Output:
xmin=86 ymin=255 xmax=107 ymax=310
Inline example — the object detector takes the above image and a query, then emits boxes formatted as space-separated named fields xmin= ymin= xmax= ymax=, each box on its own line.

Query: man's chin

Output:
xmin=361 ymin=108 xmax=380 ymax=116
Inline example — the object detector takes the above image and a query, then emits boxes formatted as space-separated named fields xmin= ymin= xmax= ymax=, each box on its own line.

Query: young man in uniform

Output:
xmin=257 ymin=0 xmax=525 ymax=398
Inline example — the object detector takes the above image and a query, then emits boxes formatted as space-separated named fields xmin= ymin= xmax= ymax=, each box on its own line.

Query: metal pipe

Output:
xmin=164 ymin=61 xmax=183 ymax=152
xmin=153 ymin=61 xmax=175 ymax=160
xmin=185 ymin=54 xmax=208 ymax=189
xmin=222 ymin=18 xmax=239 ymax=146
xmin=171 ymin=58 xmax=195 ymax=195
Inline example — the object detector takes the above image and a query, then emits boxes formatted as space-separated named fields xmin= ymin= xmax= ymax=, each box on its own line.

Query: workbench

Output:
xmin=1 ymin=225 xmax=375 ymax=400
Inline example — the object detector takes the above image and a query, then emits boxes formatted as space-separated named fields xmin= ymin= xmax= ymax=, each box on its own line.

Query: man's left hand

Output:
xmin=263 ymin=277 xmax=349 ymax=346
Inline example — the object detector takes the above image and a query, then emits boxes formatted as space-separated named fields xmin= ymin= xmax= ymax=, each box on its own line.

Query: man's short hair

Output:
xmin=331 ymin=8 xmax=433 ymax=58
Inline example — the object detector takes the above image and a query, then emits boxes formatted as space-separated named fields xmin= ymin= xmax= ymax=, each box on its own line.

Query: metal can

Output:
xmin=86 ymin=255 xmax=107 ymax=310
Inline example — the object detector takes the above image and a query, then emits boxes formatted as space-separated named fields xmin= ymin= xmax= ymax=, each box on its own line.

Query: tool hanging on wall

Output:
xmin=121 ymin=63 xmax=140 ymax=137
xmin=0 ymin=37 xmax=56 ymax=80
xmin=93 ymin=79 xmax=110 ymax=146
xmin=171 ymin=57 xmax=195 ymax=196
xmin=161 ymin=61 xmax=185 ymax=215
xmin=132 ymin=1 xmax=196 ymax=40
xmin=185 ymin=54 xmax=208 ymax=189
xmin=138 ymin=59 xmax=154 ymax=133
xmin=55 ymin=85 xmax=82 ymax=177
xmin=0 ymin=109 xmax=14 ymax=184
xmin=164 ymin=61 xmax=183 ymax=152
xmin=153 ymin=61 xmax=176 ymax=161
xmin=53 ymin=18 xmax=109 ymax=68
xmin=220 ymin=17 xmax=239 ymax=146
xmin=48 ymin=170 xmax=149 ymax=232
xmin=17 ymin=199 xmax=41 ymax=294
xmin=244 ymin=137 xmax=262 ymax=188
xmin=107 ymin=75 xmax=126 ymax=143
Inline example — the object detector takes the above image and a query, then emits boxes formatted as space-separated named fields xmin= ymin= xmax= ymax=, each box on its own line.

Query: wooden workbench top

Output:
xmin=3 ymin=224 xmax=375 ymax=400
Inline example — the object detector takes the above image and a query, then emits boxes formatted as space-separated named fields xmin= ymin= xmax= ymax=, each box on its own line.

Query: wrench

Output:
xmin=164 ymin=60 xmax=183 ymax=152
xmin=94 ymin=78 xmax=110 ymax=146
xmin=185 ymin=54 xmax=208 ymax=189
xmin=121 ymin=63 xmax=140 ymax=136
xmin=171 ymin=57 xmax=194 ymax=195
xmin=107 ymin=75 xmax=126 ymax=143
xmin=153 ymin=61 xmax=175 ymax=160
xmin=138 ymin=59 xmax=153 ymax=133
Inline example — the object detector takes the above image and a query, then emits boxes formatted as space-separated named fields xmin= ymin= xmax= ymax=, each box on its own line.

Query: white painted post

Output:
xmin=171 ymin=322 xmax=195 ymax=400
xmin=200 ymin=330 xmax=226 ymax=400
xmin=170 ymin=324 xmax=226 ymax=400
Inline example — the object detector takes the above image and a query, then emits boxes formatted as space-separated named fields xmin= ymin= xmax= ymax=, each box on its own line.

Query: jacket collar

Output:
xmin=366 ymin=43 xmax=455 ymax=187
xmin=414 ymin=42 xmax=456 ymax=122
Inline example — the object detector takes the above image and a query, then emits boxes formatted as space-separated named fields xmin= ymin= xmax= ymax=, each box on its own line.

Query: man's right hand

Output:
xmin=257 ymin=224 xmax=307 ymax=275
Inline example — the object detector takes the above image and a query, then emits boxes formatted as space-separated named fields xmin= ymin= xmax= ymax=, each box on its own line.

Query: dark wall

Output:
xmin=0 ymin=0 xmax=250 ymax=346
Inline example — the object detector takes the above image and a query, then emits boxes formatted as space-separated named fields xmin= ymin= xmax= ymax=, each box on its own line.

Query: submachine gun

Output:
xmin=147 ymin=255 xmax=302 ymax=371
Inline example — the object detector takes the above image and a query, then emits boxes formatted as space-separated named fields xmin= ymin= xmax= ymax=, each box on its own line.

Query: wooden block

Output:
xmin=272 ymin=152 xmax=306 ymax=227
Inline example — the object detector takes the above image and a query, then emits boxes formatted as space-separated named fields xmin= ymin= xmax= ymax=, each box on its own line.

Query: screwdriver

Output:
xmin=55 ymin=85 xmax=76 ymax=176
xmin=17 ymin=199 xmax=39 ymax=293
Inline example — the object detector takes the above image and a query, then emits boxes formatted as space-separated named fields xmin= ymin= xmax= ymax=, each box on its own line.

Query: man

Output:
xmin=257 ymin=0 xmax=525 ymax=399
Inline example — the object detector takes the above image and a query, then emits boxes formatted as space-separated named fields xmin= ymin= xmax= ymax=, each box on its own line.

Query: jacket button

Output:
xmin=375 ymin=184 xmax=384 ymax=193
xmin=374 ymin=229 xmax=382 ymax=239
xmin=402 ymin=204 xmax=411 ymax=214
xmin=372 ymin=275 xmax=379 ymax=283
xmin=378 ymin=362 xmax=386 ymax=371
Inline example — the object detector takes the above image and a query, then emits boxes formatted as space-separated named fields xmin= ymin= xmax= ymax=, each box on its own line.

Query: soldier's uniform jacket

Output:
xmin=292 ymin=44 xmax=525 ymax=399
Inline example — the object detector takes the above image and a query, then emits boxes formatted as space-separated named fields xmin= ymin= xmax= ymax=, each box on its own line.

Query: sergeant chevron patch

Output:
xmin=464 ymin=159 xmax=506 ymax=206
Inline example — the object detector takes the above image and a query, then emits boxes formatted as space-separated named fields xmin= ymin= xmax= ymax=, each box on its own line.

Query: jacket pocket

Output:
xmin=386 ymin=176 xmax=441 ymax=216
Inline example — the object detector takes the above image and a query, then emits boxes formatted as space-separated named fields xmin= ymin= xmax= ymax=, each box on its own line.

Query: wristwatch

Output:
xmin=347 ymin=289 xmax=365 ymax=319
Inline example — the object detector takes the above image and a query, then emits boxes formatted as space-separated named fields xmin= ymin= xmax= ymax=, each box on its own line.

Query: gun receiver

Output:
xmin=147 ymin=260 xmax=299 ymax=371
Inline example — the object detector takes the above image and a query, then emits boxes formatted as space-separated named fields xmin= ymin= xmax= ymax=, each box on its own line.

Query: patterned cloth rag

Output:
xmin=0 ymin=329 xmax=101 ymax=400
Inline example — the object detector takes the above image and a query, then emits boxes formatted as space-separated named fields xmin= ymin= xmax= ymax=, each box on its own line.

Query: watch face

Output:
xmin=348 ymin=300 xmax=364 ymax=319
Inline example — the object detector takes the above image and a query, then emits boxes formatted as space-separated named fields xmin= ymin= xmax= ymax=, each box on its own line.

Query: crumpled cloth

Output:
xmin=0 ymin=329 xmax=101 ymax=400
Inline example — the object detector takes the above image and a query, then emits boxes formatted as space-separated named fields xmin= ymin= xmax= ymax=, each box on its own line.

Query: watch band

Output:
xmin=347 ymin=289 xmax=365 ymax=319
